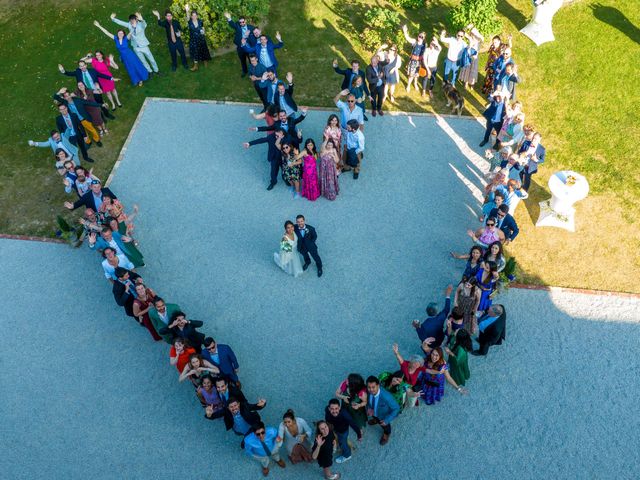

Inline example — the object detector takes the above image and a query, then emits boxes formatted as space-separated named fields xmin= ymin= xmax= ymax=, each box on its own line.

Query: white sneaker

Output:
xmin=335 ymin=455 xmax=351 ymax=464
xmin=327 ymin=474 xmax=341 ymax=480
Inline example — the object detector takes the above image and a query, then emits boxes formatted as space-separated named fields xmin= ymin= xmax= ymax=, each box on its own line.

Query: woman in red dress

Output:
xmin=132 ymin=283 xmax=163 ymax=341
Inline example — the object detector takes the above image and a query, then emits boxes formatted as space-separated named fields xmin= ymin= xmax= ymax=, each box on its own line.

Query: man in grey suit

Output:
xmin=111 ymin=12 xmax=159 ymax=74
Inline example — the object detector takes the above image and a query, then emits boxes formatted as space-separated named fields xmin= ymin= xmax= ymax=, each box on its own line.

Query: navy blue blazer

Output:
xmin=71 ymin=187 xmax=117 ymax=211
xmin=242 ymin=40 xmax=284 ymax=69
xmin=55 ymin=112 xmax=86 ymax=138
xmin=489 ymin=208 xmax=519 ymax=241
xmin=248 ymin=134 xmax=280 ymax=163
xmin=334 ymin=66 xmax=370 ymax=96
xmin=227 ymin=19 xmax=256 ymax=47
xmin=271 ymin=83 xmax=298 ymax=112
xmin=482 ymin=99 xmax=506 ymax=124
xmin=201 ymin=343 xmax=240 ymax=381
xmin=256 ymin=115 xmax=306 ymax=146
xmin=416 ymin=297 xmax=451 ymax=345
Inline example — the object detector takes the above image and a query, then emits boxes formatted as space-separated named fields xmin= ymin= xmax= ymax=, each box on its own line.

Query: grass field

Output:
xmin=1 ymin=0 xmax=639 ymax=292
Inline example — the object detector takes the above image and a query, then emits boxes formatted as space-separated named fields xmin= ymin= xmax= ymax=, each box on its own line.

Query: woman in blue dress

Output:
xmin=476 ymin=260 xmax=499 ymax=313
xmin=94 ymin=21 xmax=149 ymax=86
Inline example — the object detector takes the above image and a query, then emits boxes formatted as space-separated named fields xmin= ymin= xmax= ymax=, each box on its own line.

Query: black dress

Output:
xmin=313 ymin=433 xmax=335 ymax=468
xmin=188 ymin=19 xmax=212 ymax=62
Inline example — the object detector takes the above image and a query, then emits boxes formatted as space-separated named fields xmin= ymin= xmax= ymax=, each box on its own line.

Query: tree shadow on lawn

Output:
xmin=590 ymin=2 xmax=640 ymax=44
xmin=497 ymin=0 xmax=530 ymax=31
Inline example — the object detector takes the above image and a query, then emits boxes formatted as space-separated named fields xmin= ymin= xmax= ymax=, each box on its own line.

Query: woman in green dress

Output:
xmin=106 ymin=216 xmax=145 ymax=268
xmin=446 ymin=329 xmax=472 ymax=387
xmin=335 ymin=373 xmax=368 ymax=429
xmin=378 ymin=371 xmax=412 ymax=411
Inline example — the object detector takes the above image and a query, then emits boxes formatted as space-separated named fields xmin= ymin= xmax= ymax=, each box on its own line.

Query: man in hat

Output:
xmin=412 ymin=284 xmax=453 ymax=346
xmin=64 ymin=179 xmax=116 ymax=212
xmin=479 ymin=89 xmax=507 ymax=148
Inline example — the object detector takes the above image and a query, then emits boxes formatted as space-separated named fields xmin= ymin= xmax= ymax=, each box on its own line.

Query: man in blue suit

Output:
xmin=241 ymin=32 xmax=283 ymax=75
xmin=366 ymin=376 xmax=400 ymax=445
xmin=489 ymin=204 xmax=519 ymax=244
xmin=225 ymin=12 xmax=256 ymax=77
xmin=412 ymin=284 xmax=453 ymax=346
xmin=29 ymin=130 xmax=79 ymax=163
xmin=479 ymin=90 xmax=507 ymax=148
xmin=332 ymin=59 xmax=370 ymax=97
xmin=201 ymin=337 xmax=240 ymax=384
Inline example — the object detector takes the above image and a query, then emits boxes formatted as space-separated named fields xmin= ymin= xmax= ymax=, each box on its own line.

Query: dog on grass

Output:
xmin=443 ymin=81 xmax=464 ymax=117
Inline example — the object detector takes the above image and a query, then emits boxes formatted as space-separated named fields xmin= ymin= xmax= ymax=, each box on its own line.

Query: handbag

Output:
xmin=418 ymin=67 xmax=427 ymax=77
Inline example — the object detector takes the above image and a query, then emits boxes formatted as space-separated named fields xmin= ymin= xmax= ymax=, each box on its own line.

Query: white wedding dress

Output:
xmin=273 ymin=233 xmax=304 ymax=277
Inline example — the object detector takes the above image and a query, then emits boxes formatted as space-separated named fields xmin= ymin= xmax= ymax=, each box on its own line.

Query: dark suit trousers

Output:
xmin=370 ymin=84 xmax=384 ymax=111
xmin=253 ymin=82 xmax=268 ymax=107
xmin=370 ymin=417 xmax=392 ymax=435
xmin=236 ymin=47 xmax=248 ymax=74
xmin=168 ymin=40 xmax=188 ymax=68
xmin=483 ymin=120 xmax=503 ymax=144
xmin=521 ymin=167 xmax=535 ymax=191
xmin=301 ymin=245 xmax=322 ymax=269
xmin=269 ymin=158 xmax=280 ymax=185
xmin=69 ymin=134 xmax=90 ymax=160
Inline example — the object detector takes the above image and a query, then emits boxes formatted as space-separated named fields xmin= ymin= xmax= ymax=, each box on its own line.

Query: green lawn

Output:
xmin=1 ymin=0 xmax=639 ymax=292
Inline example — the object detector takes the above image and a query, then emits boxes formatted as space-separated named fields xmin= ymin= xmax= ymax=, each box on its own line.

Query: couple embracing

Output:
xmin=274 ymin=214 xmax=323 ymax=278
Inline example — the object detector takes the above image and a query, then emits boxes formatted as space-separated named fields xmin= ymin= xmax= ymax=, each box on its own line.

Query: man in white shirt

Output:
xmin=439 ymin=29 xmax=467 ymax=83
xmin=334 ymin=89 xmax=364 ymax=134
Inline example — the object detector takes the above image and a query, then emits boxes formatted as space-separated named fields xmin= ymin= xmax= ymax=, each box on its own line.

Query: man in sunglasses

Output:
xmin=244 ymin=422 xmax=285 ymax=476
xmin=224 ymin=12 xmax=256 ymax=77
xmin=439 ymin=29 xmax=468 ymax=83
xmin=488 ymin=203 xmax=519 ymax=245
xmin=201 ymin=337 xmax=240 ymax=384
xmin=334 ymin=89 xmax=364 ymax=134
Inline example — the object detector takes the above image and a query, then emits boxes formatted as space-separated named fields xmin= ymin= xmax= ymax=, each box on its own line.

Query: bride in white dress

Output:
xmin=274 ymin=220 xmax=304 ymax=277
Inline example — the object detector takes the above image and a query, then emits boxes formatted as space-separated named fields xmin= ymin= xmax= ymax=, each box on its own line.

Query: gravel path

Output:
xmin=2 ymin=101 xmax=638 ymax=479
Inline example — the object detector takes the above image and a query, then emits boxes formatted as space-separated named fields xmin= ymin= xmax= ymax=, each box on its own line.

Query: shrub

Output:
xmin=360 ymin=7 xmax=404 ymax=51
xmin=389 ymin=0 xmax=425 ymax=9
xmin=169 ymin=0 xmax=270 ymax=51
xmin=448 ymin=0 xmax=502 ymax=37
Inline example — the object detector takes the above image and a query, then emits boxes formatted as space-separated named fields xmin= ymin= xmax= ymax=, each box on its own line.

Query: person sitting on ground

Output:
xmin=324 ymin=398 xmax=362 ymax=465
xmin=488 ymin=204 xmax=519 ymax=245
xmin=277 ymin=409 xmax=314 ymax=464
xmin=450 ymin=245 xmax=484 ymax=279
xmin=244 ymin=421 xmax=286 ymax=476
xmin=467 ymin=217 xmax=506 ymax=248
xmin=159 ymin=311 xmax=205 ymax=352
xmin=472 ymin=304 xmax=507 ymax=356
xmin=312 ymin=421 xmax=340 ymax=480
xmin=365 ymin=375 xmax=400 ymax=446
xmin=412 ymin=284 xmax=453 ymax=346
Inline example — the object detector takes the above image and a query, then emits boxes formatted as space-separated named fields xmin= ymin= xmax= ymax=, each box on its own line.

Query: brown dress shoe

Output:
xmin=379 ymin=434 xmax=389 ymax=445
xmin=276 ymin=460 xmax=286 ymax=468
xmin=262 ymin=466 xmax=269 ymax=476
xmin=372 ymin=110 xmax=377 ymax=117
xmin=378 ymin=110 xmax=384 ymax=116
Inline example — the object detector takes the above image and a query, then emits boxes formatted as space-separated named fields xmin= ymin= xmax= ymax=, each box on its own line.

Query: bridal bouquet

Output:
xmin=280 ymin=240 xmax=292 ymax=253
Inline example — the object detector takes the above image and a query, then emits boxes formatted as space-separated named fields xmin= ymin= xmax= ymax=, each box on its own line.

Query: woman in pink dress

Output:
xmin=299 ymin=139 xmax=320 ymax=201
xmin=323 ymin=114 xmax=342 ymax=170
xmin=318 ymin=138 xmax=340 ymax=201
xmin=86 ymin=50 xmax=122 ymax=111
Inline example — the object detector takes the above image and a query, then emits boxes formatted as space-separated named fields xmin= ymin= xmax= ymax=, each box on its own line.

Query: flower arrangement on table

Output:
xmin=280 ymin=240 xmax=292 ymax=253
xmin=565 ymin=174 xmax=577 ymax=186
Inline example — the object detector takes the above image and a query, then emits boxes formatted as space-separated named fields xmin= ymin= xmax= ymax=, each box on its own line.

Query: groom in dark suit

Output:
xmin=294 ymin=215 xmax=323 ymax=277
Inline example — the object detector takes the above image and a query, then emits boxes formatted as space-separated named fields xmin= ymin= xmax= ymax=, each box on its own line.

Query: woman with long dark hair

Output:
xmin=476 ymin=261 xmax=499 ymax=313
xmin=298 ymin=138 xmax=320 ymax=201
xmin=446 ymin=329 xmax=472 ymax=387
xmin=319 ymin=138 xmax=340 ymax=200
xmin=311 ymin=421 xmax=340 ymax=480
xmin=277 ymin=409 xmax=313 ymax=464
xmin=450 ymin=245 xmax=483 ymax=279
xmin=454 ymin=276 xmax=481 ymax=334
xmin=335 ymin=373 xmax=367 ymax=429
xmin=273 ymin=220 xmax=304 ymax=277
xmin=185 ymin=5 xmax=211 ymax=71
xmin=419 ymin=347 xmax=468 ymax=405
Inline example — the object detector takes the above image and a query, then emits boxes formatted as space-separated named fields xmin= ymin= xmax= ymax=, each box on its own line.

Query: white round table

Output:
xmin=536 ymin=171 xmax=589 ymax=232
